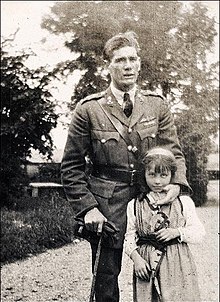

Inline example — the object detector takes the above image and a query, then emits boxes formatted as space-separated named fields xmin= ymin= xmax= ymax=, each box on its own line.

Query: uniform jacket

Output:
xmin=61 ymin=87 xmax=190 ymax=248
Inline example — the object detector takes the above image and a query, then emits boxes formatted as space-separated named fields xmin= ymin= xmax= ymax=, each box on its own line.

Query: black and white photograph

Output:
xmin=1 ymin=1 xmax=219 ymax=301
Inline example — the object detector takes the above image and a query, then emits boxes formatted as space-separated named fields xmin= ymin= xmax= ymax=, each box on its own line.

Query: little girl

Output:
xmin=124 ymin=147 xmax=205 ymax=302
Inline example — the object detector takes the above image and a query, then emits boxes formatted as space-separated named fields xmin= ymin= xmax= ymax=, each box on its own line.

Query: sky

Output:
xmin=1 ymin=1 xmax=78 ymax=67
xmin=1 ymin=1 xmax=219 ymax=159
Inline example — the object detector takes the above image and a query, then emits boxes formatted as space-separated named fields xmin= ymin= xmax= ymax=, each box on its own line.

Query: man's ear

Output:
xmin=138 ymin=57 xmax=141 ymax=72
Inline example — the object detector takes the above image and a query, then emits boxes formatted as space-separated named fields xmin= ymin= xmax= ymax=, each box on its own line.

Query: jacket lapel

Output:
xmin=129 ymin=90 xmax=145 ymax=128
xmin=103 ymin=88 xmax=130 ymax=127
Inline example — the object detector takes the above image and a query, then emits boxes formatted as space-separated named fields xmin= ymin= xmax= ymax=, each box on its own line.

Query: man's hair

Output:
xmin=143 ymin=148 xmax=177 ymax=177
xmin=103 ymin=31 xmax=140 ymax=62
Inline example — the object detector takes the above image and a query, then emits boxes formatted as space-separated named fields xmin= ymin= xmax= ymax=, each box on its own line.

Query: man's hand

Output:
xmin=84 ymin=207 xmax=107 ymax=234
xmin=155 ymin=228 xmax=180 ymax=242
xmin=157 ymin=184 xmax=180 ymax=206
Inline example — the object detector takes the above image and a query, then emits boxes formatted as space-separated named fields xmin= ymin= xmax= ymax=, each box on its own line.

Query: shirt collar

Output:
xmin=110 ymin=83 xmax=136 ymax=107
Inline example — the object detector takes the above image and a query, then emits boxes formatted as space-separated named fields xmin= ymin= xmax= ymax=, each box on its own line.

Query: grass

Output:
xmin=0 ymin=194 xmax=77 ymax=264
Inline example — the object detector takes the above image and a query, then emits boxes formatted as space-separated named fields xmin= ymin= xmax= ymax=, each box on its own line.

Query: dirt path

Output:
xmin=1 ymin=181 xmax=219 ymax=302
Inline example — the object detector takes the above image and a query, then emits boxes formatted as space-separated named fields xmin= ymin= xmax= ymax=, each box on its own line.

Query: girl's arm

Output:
xmin=124 ymin=199 xmax=139 ymax=257
xmin=130 ymin=249 xmax=151 ymax=281
xmin=177 ymin=195 xmax=206 ymax=244
xmin=124 ymin=199 xmax=150 ymax=280
xmin=155 ymin=195 xmax=205 ymax=244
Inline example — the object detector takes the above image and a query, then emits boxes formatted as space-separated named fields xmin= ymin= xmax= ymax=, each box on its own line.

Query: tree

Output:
xmin=169 ymin=2 xmax=219 ymax=205
xmin=42 ymin=1 xmax=219 ymax=204
xmin=0 ymin=36 xmax=59 ymax=206
xmin=42 ymin=1 xmax=183 ymax=101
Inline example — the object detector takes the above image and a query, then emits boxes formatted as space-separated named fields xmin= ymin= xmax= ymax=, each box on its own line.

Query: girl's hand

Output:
xmin=155 ymin=228 xmax=180 ymax=242
xmin=130 ymin=251 xmax=151 ymax=281
xmin=134 ymin=257 xmax=151 ymax=281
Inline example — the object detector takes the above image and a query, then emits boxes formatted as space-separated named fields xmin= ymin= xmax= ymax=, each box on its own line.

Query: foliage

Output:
xmin=42 ymin=1 xmax=219 ymax=203
xmin=0 ymin=195 xmax=76 ymax=264
xmin=31 ymin=163 xmax=61 ymax=183
xmin=1 ymin=37 xmax=59 ymax=206
xmin=42 ymin=1 xmax=184 ymax=102
xmin=0 ymin=156 xmax=29 ymax=208
xmin=171 ymin=2 xmax=219 ymax=204
xmin=176 ymin=111 xmax=210 ymax=205
xmin=1 ymin=44 xmax=58 ymax=158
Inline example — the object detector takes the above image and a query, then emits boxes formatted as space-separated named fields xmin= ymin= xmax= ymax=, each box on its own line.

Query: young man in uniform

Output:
xmin=61 ymin=31 xmax=190 ymax=302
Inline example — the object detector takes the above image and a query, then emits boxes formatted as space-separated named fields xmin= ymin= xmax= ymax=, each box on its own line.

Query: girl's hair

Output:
xmin=143 ymin=148 xmax=177 ymax=177
xmin=103 ymin=31 xmax=140 ymax=62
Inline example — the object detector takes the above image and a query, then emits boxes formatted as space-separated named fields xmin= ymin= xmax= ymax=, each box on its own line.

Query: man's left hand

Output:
xmin=157 ymin=184 xmax=180 ymax=205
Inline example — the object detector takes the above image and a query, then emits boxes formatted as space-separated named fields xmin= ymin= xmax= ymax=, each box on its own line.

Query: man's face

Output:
xmin=108 ymin=46 xmax=140 ymax=91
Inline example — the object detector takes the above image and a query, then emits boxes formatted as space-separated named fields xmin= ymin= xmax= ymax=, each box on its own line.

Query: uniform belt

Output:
xmin=92 ymin=166 xmax=144 ymax=185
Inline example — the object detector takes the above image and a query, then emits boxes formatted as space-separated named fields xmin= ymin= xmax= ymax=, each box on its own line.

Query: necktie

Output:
xmin=123 ymin=93 xmax=133 ymax=117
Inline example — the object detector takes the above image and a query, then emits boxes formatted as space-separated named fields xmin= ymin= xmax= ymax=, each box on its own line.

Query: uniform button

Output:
xmin=128 ymin=128 xmax=132 ymax=133
xmin=101 ymin=139 xmax=106 ymax=143
xmin=130 ymin=164 xmax=134 ymax=168
xmin=127 ymin=145 xmax=132 ymax=151
xmin=132 ymin=146 xmax=138 ymax=153
xmin=107 ymin=96 xmax=113 ymax=105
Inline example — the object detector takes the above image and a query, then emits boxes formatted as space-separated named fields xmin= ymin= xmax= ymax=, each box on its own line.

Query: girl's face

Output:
xmin=145 ymin=166 xmax=172 ymax=193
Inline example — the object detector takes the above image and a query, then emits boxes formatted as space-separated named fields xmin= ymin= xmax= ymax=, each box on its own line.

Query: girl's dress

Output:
xmin=124 ymin=193 xmax=205 ymax=302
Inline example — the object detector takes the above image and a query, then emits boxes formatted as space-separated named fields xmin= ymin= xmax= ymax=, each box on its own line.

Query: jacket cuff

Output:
xmin=171 ymin=180 xmax=192 ymax=196
xmin=179 ymin=184 xmax=192 ymax=196
xmin=74 ymin=203 xmax=99 ymax=219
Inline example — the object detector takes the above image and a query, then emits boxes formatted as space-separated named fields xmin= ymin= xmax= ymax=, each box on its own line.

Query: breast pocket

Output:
xmin=137 ymin=125 xmax=158 ymax=140
xmin=91 ymin=130 xmax=120 ymax=164
xmin=91 ymin=130 xmax=120 ymax=143
xmin=137 ymin=125 xmax=158 ymax=151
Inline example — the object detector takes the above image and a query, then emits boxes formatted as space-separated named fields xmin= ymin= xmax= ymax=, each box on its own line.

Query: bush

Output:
xmin=0 ymin=195 xmax=77 ymax=264
xmin=184 ymin=147 xmax=209 ymax=206
xmin=32 ymin=163 xmax=61 ymax=183
xmin=176 ymin=113 xmax=212 ymax=206
xmin=0 ymin=156 xmax=29 ymax=208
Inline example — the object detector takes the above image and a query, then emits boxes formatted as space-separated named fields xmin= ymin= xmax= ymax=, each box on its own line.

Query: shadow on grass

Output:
xmin=203 ymin=198 xmax=219 ymax=207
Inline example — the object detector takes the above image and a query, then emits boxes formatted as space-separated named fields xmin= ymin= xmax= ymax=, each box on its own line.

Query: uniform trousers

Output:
xmin=89 ymin=182 xmax=140 ymax=301
xmin=91 ymin=243 xmax=123 ymax=302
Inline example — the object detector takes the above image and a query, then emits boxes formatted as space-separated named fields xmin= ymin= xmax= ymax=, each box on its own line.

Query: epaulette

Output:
xmin=141 ymin=90 xmax=164 ymax=100
xmin=81 ymin=91 xmax=105 ymax=104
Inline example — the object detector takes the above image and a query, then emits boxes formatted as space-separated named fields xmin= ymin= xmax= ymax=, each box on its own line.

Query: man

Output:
xmin=61 ymin=31 xmax=190 ymax=302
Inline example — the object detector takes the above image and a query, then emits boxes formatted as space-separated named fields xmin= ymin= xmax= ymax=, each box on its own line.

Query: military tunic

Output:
xmin=61 ymin=87 xmax=190 ymax=248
